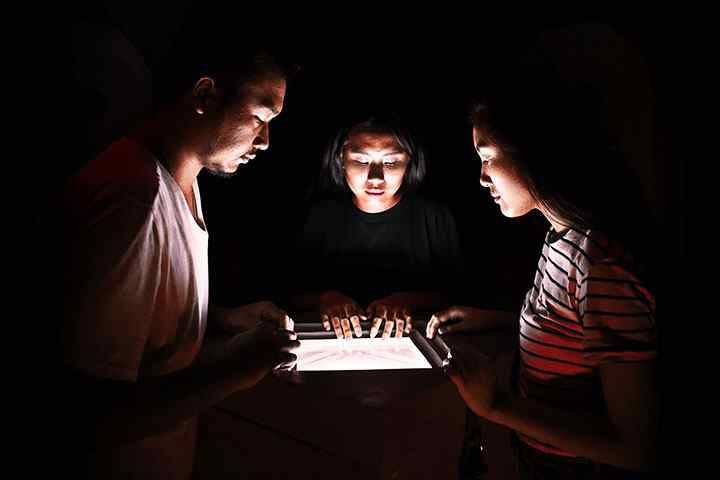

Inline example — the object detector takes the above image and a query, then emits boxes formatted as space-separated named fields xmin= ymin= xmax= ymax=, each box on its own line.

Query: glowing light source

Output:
xmin=295 ymin=338 xmax=432 ymax=371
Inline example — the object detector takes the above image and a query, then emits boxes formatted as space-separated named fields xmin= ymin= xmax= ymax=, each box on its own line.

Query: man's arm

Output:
xmin=62 ymin=326 xmax=297 ymax=450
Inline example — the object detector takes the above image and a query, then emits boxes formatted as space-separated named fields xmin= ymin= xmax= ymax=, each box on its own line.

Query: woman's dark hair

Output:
xmin=319 ymin=115 xmax=427 ymax=194
xmin=470 ymin=78 xmax=657 ymax=283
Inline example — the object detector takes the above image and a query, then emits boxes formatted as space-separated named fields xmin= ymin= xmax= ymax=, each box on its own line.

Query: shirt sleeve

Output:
xmin=579 ymin=260 xmax=657 ymax=366
xmin=63 ymin=193 xmax=161 ymax=382
xmin=431 ymin=203 xmax=464 ymax=277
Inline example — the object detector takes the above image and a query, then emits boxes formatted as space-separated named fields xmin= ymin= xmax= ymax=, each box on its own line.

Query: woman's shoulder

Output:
xmin=404 ymin=192 xmax=447 ymax=211
xmin=304 ymin=196 xmax=351 ymax=223
xmin=409 ymin=194 xmax=456 ymax=223
xmin=563 ymin=228 xmax=644 ymax=279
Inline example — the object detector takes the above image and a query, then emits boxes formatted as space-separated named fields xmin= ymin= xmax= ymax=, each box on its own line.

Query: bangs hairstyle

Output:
xmin=319 ymin=116 xmax=427 ymax=194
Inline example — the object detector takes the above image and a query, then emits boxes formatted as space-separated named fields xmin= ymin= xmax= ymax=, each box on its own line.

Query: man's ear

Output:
xmin=192 ymin=77 xmax=217 ymax=116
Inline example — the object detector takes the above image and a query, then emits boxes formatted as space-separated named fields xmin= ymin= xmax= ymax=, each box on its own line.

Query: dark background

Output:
xmin=61 ymin=2 xmax=685 ymax=474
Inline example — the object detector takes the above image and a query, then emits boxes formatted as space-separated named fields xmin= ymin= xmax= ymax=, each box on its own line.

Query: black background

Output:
xmin=58 ymin=3 xmax=685 ymax=475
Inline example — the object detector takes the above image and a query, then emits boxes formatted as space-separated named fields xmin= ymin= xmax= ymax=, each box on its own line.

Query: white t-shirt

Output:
xmin=63 ymin=137 xmax=209 ymax=479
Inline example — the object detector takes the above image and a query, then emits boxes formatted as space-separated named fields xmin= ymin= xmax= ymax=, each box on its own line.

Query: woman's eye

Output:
xmin=477 ymin=146 xmax=497 ymax=163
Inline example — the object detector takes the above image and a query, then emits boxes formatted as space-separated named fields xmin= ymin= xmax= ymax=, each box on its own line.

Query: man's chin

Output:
xmin=205 ymin=162 xmax=241 ymax=178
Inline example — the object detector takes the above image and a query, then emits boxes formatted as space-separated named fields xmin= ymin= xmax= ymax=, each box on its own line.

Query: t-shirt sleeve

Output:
xmin=63 ymin=193 xmax=161 ymax=382
xmin=288 ymin=202 xmax=333 ymax=293
xmin=579 ymin=261 xmax=657 ymax=366
xmin=431 ymin=203 xmax=464 ymax=277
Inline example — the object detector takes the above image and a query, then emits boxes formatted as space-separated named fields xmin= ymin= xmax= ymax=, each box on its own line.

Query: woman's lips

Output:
xmin=237 ymin=152 xmax=257 ymax=164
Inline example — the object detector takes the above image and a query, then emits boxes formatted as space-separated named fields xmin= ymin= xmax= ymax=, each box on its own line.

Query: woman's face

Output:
xmin=343 ymin=130 xmax=409 ymax=213
xmin=473 ymin=127 xmax=536 ymax=218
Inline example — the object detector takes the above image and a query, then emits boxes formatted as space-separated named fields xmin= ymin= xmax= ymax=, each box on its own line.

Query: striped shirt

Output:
xmin=516 ymin=227 xmax=657 ymax=456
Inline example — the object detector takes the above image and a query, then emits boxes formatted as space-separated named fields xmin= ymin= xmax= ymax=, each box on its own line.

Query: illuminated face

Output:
xmin=202 ymin=74 xmax=286 ymax=176
xmin=342 ymin=130 xmax=409 ymax=213
xmin=473 ymin=127 xmax=536 ymax=218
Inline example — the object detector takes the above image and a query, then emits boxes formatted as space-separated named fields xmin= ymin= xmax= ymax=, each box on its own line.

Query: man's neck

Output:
xmin=132 ymin=113 xmax=203 ymax=196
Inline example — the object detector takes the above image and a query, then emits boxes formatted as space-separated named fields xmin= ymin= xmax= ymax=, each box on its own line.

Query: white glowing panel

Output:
xmin=295 ymin=338 xmax=432 ymax=371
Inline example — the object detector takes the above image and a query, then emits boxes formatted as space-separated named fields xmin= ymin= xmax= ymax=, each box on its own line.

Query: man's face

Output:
xmin=201 ymin=74 xmax=286 ymax=176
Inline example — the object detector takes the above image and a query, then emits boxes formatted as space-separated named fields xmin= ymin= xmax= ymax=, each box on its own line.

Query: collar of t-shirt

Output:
xmin=548 ymin=227 xmax=570 ymax=244
xmin=348 ymin=194 xmax=413 ymax=224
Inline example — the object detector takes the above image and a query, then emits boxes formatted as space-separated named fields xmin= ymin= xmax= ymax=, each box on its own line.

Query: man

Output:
xmin=61 ymin=51 xmax=299 ymax=479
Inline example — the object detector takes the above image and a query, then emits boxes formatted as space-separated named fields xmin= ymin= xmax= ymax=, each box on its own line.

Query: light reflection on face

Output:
xmin=202 ymin=75 xmax=286 ymax=176
xmin=473 ymin=127 xmax=536 ymax=218
xmin=342 ymin=130 xmax=409 ymax=213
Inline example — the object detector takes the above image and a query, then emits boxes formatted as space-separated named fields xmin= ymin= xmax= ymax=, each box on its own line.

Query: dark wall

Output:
xmin=64 ymin=4 xmax=684 ymax=473
xmin=67 ymin=7 xmax=680 ymax=307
